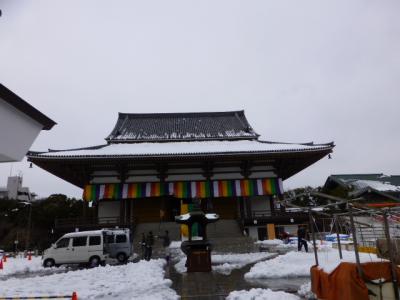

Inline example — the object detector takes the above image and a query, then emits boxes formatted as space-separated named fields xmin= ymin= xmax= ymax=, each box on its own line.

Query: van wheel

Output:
xmin=117 ymin=253 xmax=127 ymax=264
xmin=43 ymin=258 xmax=55 ymax=268
xmin=89 ymin=256 xmax=100 ymax=267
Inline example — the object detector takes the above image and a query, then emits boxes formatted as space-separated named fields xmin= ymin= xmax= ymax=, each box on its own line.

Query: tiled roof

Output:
xmin=28 ymin=140 xmax=334 ymax=159
xmin=105 ymin=111 xmax=259 ymax=143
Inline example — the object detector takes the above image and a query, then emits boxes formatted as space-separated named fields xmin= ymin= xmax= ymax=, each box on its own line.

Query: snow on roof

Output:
xmin=63 ymin=230 xmax=105 ymax=237
xmin=32 ymin=140 xmax=333 ymax=158
xmin=350 ymin=180 xmax=400 ymax=192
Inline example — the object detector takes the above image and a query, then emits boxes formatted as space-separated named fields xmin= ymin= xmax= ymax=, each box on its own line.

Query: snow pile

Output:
xmin=297 ymin=282 xmax=314 ymax=299
xmin=255 ymin=239 xmax=283 ymax=246
xmin=226 ymin=288 xmax=300 ymax=300
xmin=245 ymin=248 xmax=383 ymax=279
xmin=1 ymin=259 xmax=178 ymax=300
xmin=168 ymin=241 xmax=182 ymax=249
xmin=0 ymin=256 xmax=44 ymax=277
xmin=174 ymin=252 xmax=277 ymax=275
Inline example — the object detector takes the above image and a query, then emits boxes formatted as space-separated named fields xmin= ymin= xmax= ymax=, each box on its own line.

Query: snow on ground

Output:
xmin=226 ymin=288 xmax=300 ymax=300
xmin=245 ymin=248 xmax=383 ymax=279
xmin=297 ymin=281 xmax=313 ymax=299
xmin=1 ymin=259 xmax=178 ymax=300
xmin=0 ymin=256 xmax=46 ymax=277
xmin=174 ymin=252 xmax=277 ymax=275
xmin=255 ymin=239 xmax=283 ymax=246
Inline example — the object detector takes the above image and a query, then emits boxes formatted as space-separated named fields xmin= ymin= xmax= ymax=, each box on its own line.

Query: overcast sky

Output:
xmin=1 ymin=0 xmax=399 ymax=199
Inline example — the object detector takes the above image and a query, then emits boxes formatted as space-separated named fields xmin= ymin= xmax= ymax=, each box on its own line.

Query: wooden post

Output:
xmin=349 ymin=208 xmax=362 ymax=277
xmin=334 ymin=216 xmax=343 ymax=259
xmin=309 ymin=210 xmax=319 ymax=266
xmin=382 ymin=211 xmax=400 ymax=300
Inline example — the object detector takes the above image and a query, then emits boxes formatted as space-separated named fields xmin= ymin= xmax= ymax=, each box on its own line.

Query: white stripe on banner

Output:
xmin=191 ymin=181 xmax=196 ymax=198
xmin=146 ymin=182 xmax=151 ymax=197
xmin=168 ymin=182 xmax=174 ymax=195
xmin=99 ymin=185 xmax=105 ymax=199
xmin=278 ymin=178 xmax=283 ymax=194
xmin=257 ymin=179 xmax=263 ymax=196
xmin=122 ymin=184 xmax=128 ymax=199
xmin=235 ymin=180 xmax=241 ymax=196
xmin=213 ymin=181 xmax=219 ymax=197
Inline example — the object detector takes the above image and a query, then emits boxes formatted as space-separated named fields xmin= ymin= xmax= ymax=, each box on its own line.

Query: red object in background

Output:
xmin=72 ymin=292 xmax=78 ymax=300
xmin=3 ymin=255 xmax=6 ymax=262
xmin=28 ymin=253 xmax=32 ymax=261
xmin=0 ymin=259 xmax=3 ymax=270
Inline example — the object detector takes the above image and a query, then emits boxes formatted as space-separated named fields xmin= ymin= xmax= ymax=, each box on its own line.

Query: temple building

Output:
xmin=28 ymin=111 xmax=334 ymax=240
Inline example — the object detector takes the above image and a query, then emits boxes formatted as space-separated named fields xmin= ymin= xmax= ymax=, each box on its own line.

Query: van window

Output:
xmin=89 ymin=236 xmax=101 ymax=246
xmin=106 ymin=235 xmax=115 ymax=244
xmin=56 ymin=238 xmax=70 ymax=248
xmin=72 ymin=236 xmax=87 ymax=247
xmin=116 ymin=234 xmax=127 ymax=243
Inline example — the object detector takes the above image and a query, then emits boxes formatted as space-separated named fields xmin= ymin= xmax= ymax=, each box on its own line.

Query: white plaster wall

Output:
xmin=0 ymin=99 xmax=43 ymax=162
xmin=248 ymin=226 xmax=258 ymax=239
xmin=98 ymin=201 xmax=120 ymax=219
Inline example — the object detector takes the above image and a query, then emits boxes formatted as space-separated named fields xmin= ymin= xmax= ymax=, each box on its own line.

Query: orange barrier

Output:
xmin=311 ymin=262 xmax=400 ymax=300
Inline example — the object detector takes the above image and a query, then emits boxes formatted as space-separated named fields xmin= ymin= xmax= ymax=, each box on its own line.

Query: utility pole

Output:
xmin=25 ymin=194 xmax=32 ymax=251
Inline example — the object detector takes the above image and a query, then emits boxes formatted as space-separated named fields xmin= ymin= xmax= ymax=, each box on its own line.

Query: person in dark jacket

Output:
xmin=140 ymin=233 xmax=146 ymax=259
xmin=297 ymin=225 xmax=308 ymax=252
xmin=144 ymin=231 xmax=154 ymax=261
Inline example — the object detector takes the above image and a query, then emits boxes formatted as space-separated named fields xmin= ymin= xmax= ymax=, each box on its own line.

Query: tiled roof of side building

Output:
xmin=105 ymin=111 xmax=259 ymax=143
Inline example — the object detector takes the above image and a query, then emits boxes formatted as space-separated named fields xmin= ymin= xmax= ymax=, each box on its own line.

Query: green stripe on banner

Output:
xmin=227 ymin=180 xmax=233 ymax=197
xmin=249 ymin=180 xmax=254 ymax=196
xmin=205 ymin=181 xmax=211 ymax=197
xmin=271 ymin=179 xmax=277 ymax=194
xmin=91 ymin=185 xmax=97 ymax=201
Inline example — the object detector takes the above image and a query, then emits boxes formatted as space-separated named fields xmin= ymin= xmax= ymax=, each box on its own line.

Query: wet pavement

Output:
xmin=166 ymin=257 xmax=310 ymax=299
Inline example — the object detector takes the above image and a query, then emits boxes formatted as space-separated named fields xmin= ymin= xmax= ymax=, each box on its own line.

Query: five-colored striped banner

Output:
xmin=83 ymin=178 xmax=283 ymax=201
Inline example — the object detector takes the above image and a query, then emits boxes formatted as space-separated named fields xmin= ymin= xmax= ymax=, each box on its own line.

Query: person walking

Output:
xmin=297 ymin=225 xmax=308 ymax=252
xmin=140 ymin=233 xmax=146 ymax=259
xmin=144 ymin=231 xmax=154 ymax=261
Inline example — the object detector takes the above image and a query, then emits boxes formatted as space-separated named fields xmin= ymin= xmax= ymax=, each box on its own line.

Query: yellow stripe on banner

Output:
xmin=180 ymin=202 xmax=189 ymax=237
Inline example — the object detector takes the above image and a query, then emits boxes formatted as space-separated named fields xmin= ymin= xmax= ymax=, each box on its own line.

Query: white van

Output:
xmin=42 ymin=230 xmax=109 ymax=267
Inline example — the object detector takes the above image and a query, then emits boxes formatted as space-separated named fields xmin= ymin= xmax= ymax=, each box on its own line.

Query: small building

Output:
xmin=28 ymin=111 xmax=334 ymax=240
xmin=0 ymin=176 xmax=36 ymax=201
xmin=0 ymin=84 xmax=56 ymax=162
xmin=323 ymin=174 xmax=400 ymax=206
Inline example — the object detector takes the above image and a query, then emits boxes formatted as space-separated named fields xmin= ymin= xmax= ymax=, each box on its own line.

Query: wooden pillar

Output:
xmin=267 ymin=224 xmax=276 ymax=240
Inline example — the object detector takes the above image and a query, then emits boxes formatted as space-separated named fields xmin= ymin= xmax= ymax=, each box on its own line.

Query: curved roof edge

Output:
xmin=0 ymin=84 xmax=56 ymax=130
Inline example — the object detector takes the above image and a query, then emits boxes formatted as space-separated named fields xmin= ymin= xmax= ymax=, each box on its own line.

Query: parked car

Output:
xmin=103 ymin=228 xmax=133 ymax=263
xmin=42 ymin=230 xmax=110 ymax=268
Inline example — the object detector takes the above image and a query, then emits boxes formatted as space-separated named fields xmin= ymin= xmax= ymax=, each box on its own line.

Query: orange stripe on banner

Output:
xmin=130 ymin=184 xmax=136 ymax=198
xmin=244 ymin=180 xmax=250 ymax=196
xmin=222 ymin=181 xmax=228 ymax=197
xmin=196 ymin=181 xmax=201 ymax=198
xmin=103 ymin=184 xmax=109 ymax=198
xmin=176 ymin=182 xmax=182 ymax=198
xmin=151 ymin=182 xmax=157 ymax=197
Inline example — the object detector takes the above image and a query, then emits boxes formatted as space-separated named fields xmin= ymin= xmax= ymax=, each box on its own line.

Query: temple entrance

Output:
xmin=210 ymin=197 xmax=237 ymax=219
xmin=131 ymin=196 xmax=181 ymax=223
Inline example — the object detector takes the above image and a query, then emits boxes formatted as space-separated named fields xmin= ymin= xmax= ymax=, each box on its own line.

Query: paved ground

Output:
xmin=166 ymin=257 xmax=309 ymax=299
